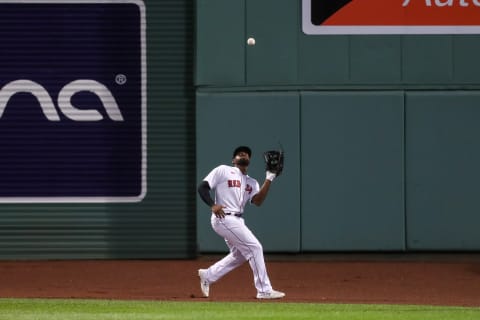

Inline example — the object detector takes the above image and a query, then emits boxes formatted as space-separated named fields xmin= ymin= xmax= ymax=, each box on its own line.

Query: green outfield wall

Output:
xmin=196 ymin=0 xmax=480 ymax=252
xmin=1 ymin=0 xmax=479 ymax=260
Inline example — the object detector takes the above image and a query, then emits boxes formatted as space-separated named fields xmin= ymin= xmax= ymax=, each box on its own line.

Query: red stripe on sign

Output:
xmin=323 ymin=0 xmax=480 ymax=26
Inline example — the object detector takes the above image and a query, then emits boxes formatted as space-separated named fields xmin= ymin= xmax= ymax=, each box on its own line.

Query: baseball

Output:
xmin=247 ymin=37 xmax=255 ymax=46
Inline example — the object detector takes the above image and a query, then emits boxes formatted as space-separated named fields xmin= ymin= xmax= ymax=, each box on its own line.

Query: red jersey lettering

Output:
xmin=228 ymin=180 xmax=241 ymax=188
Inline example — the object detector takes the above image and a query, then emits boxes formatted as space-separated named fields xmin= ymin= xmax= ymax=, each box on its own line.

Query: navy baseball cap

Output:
xmin=232 ymin=146 xmax=252 ymax=158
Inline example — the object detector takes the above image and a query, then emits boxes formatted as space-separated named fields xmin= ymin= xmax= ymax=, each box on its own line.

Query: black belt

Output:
xmin=225 ymin=213 xmax=243 ymax=218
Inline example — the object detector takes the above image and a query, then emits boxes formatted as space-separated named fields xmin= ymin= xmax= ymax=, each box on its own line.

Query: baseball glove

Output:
xmin=263 ymin=150 xmax=284 ymax=176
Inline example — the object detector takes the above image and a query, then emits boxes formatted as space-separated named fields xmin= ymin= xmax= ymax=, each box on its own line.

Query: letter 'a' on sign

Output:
xmin=0 ymin=0 xmax=146 ymax=203
xmin=303 ymin=0 xmax=480 ymax=34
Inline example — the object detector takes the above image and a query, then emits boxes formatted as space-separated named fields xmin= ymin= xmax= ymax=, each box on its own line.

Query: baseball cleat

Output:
xmin=256 ymin=289 xmax=285 ymax=299
xmin=198 ymin=269 xmax=210 ymax=297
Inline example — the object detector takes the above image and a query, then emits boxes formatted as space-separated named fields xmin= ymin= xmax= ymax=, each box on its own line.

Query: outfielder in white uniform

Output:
xmin=197 ymin=146 xmax=285 ymax=299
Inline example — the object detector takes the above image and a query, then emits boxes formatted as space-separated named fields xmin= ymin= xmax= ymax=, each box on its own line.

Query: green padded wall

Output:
xmin=196 ymin=1 xmax=480 ymax=87
xmin=246 ymin=0 xmax=298 ymax=85
xmin=196 ymin=92 xmax=300 ymax=252
xmin=301 ymin=92 xmax=405 ymax=251
xmin=402 ymin=36 xmax=453 ymax=84
xmin=454 ymin=36 xmax=480 ymax=83
xmin=195 ymin=0 xmax=480 ymax=252
xmin=196 ymin=0 xmax=245 ymax=85
xmin=406 ymin=92 xmax=480 ymax=250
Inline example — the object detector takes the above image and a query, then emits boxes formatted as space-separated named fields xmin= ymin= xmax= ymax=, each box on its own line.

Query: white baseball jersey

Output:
xmin=201 ymin=164 xmax=274 ymax=294
xmin=203 ymin=165 xmax=260 ymax=214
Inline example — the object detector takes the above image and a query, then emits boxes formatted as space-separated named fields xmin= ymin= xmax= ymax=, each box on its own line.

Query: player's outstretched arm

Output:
xmin=251 ymin=172 xmax=275 ymax=206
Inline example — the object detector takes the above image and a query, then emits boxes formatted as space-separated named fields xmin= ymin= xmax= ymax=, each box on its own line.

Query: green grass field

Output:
xmin=0 ymin=299 xmax=479 ymax=320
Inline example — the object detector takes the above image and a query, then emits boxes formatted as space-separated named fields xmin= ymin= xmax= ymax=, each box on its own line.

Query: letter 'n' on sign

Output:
xmin=303 ymin=0 xmax=480 ymax=34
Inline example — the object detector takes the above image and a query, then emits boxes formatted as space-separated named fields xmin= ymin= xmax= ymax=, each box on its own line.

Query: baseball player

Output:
xmin=197 ymin=146 xmax=285 ymax=299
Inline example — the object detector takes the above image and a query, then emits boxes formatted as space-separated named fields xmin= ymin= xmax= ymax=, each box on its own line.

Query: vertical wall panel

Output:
xmin=406 ymin=92 xmax=480 ymax=250
xmin=403 ymin=36 xmax=453 ymax=84
xmin=301 ymin=92 xmax=405 ymax=251
xmin=350 ymin=36 xmax=402 ymax=84
xmin=196 ymin=92 xmax=301 ymax=252
xmin=453 ymin=36 xmax=480 ymax=84
xmin=196 ymin=0 xmax=245 ymax=85
xmin=246 ymin=0 xmax=298 ymax=85
xmin=298 ymin=35 xmax=349 ymax=84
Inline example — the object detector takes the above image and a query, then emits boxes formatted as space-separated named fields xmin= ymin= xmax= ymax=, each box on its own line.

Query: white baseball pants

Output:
xmin=204 ymin=214 xmax=273 ymax=294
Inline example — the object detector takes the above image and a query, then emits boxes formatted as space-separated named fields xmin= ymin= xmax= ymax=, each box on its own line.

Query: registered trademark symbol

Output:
xmin=115 ymin=74 xmax=127 ymax=85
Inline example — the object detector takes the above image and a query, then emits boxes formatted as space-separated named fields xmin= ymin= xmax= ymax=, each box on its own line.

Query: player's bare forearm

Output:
xmin=251 ymin=180 xmax=272 ymax=206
